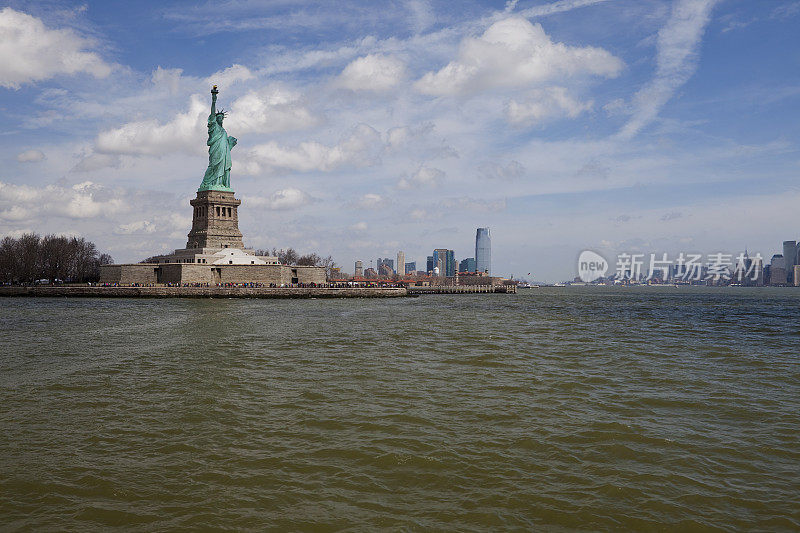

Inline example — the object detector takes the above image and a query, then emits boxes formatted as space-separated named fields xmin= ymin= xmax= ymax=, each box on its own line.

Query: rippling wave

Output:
xmin=1 ymin=288 xmax=799 ymax=530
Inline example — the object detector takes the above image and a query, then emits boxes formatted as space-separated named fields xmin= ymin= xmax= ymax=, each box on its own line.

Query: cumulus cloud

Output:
xmin=90 ymin=88 xmax=317 ymax=163
xmin=336 ymin=54 xmax=406 ymax=91
xmin=409 ymin=208 xmax=430 ymax=221
xmin=478 ymin=160 xmax=525 ymax=180
xmin=352 ymin=193 xmax=386 ymax=209
xmin=506 ymin=87 xmax=593 ymax=124
xmin=72 ymin=153 xmax=122 ymax=173
xmin=384 ymin=123 xmax=436 ymax=149
xmin=94 ymin=94 xmax=207 ymax=157
xmin=398 ymin=166 xmax=444 ymax=189
xmin=241 ymin=124 xmax=382 ymax=175
xmin=415 ymin=17 xmax=623 ymax=96
xmin=16 ymin=149 xmax=46 ymax=163
xmin=115 ymin=220 xmax=157 ymax=235
xmin=228 ymin=87 xmax=317 ymax=134
xmin=0 ymin=181 xmax=127 ymax=221
xmin=151 ymin=66 xmax=184 ymax=94
xmin=246 ymin=188 xmax=312 ymax=210
xmin=205 ymin=64 xmax=255 ymax=87
xmin=0 ymin=7 xmax=112 ymax=89
xmin=619 ymin=0 xmax=720 ymax=138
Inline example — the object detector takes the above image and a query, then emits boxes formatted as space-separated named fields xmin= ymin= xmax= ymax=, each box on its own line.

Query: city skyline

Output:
xmin=1 ymin=1 xmax=799 ymax=282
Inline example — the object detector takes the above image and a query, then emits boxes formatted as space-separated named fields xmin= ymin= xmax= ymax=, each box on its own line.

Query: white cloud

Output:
xmin=89 ymin=88 xmax=317 ymax=163
xmin=350 ymin=221 xmax=368 ymax=231
xmin=478 ymin=160 xmax=525 ymax=180
xmin=72 ymin=153 xmax=122 ymax=173
xmin=16 ymin=149 xmax=46 ymax=163
xmin=94 ymin=94 xmax=207 ymax=157
xmin=336 ymin=54 xmax=406 ymax=91
xmin=414 ymin=17 xmax=623 ymax=96
xmin=506 ymin=87 xmax=593 ymax=124
xmin=151 ymin=66 xmax=184 ymax=94
xmin=115 ymin=220 xmax=157 ymax=235
xmin=441 ymin=197 xmax=507 ymax=212
xmin=619 ymin=0 xmax=720 ymax=138
xmin=398 ymin=166 xmax=444 ymax=189
xmin=516 ymin=0 xmax=611 ymax=18
xmin=352 ymin=193 xmax=386 ymax=209
xmin=407 ymin=0 xmax=435 ymax=33
xmin=241 ymin=124 xmax=382 ymax=175
xmin=228 ymin=87 xmax=317 ymax=134
xmin=205 ymin=64 xmax=255 ymax=87
xmin=0 ymin=7 xmax=112 ymax=89
xmin=410 ymin=208 xmax=430 ymax=221
xmin=0 ymin=181 xmax=127 ymax=221
xmin=246 ymin=188 xmax=312 ymax=210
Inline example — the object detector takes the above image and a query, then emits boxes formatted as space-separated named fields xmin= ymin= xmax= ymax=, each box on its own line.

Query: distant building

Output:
xmin=733 ymin=251 xmax=763 ymax=286
xmin=378 ymin=263 xmax=394 ymax=277
xmin=770 ymin=254 xmax=786 ymax=286
xmin=795 ymin=265 xmax=800 ymax=287
xmin=784 ymin=241 xmax=797 ymax=283
xmin=364 ymin=267 xmax=377 ymax=278
xmin=459 ymin=257 xmax=476 ymax=273
xmin=396 ymin=251 xmax=405 ymax=276
xmin=405 ymin=261 xmax=416 ymax=274
xmin=475 ymin=228 xmax=491 ymax=274
xmin=426 ymin=255 xmax=434 ymax=273
xmin=377 ymin=257 xmax=394 ymax=273
xmin=433 ymin=248 xmax=456 ymax=277
xmin=354 ymin=260 xmax=363 ymax=277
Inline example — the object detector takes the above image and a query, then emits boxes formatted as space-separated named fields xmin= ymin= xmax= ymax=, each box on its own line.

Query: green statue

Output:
xmin=198 ymin=85 xmax=237 ymax=192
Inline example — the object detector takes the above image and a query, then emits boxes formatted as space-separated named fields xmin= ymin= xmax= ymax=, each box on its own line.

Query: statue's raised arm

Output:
xmin=198 ymin=85 xmax=235 ymax=192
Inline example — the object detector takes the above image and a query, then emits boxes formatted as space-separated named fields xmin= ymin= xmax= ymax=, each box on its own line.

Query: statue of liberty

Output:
xmin=198 ymin=85 xmax=237 ymax=191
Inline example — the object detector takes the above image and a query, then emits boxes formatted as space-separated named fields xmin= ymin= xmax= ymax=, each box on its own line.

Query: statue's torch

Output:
xmin=211 ymin=85 xmax=219 ymax=95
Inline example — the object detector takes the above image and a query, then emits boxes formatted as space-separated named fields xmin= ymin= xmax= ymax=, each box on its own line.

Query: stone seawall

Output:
xmin=0 ymin=286 xmax=408 ymax=299
xmin=407 ymin=285 xmax=516 ymax=294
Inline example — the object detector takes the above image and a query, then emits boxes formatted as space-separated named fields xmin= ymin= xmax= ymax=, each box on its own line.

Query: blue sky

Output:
xmin=1 ymin=0 xmax=799 ymax=281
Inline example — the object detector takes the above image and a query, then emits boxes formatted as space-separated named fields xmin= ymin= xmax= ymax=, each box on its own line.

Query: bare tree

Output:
xmin=0 ymin=233 xmax=112 ymax=284
xmin=0 ymin=236 xmax=18 ymax=283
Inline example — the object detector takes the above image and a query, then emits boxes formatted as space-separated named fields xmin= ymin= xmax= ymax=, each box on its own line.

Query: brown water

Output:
xmin=1 ymin=288 xmax=798 ymax=530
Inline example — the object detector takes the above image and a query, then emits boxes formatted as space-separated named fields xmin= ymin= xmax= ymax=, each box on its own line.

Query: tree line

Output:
xmin=0 ymin=233 xmax=113 ymax=284
xmin=253 ymin=248 xmax=337 ymax=277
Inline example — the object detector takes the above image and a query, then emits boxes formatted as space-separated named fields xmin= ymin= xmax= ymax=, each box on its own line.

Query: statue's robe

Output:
xmin=200 ymin=114 xmax=237 ymax=189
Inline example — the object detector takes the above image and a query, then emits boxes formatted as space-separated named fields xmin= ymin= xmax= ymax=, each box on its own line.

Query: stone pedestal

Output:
xmin=186 ymin=190 xmax=244 ymax=249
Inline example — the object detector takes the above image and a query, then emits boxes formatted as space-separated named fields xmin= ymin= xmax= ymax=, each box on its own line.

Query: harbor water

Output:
xmin=1 ymin=287 xmax=798 ymax=530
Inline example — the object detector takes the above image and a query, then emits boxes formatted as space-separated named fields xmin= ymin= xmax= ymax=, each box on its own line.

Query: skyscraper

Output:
xmin=475 ymin=227 xmax=491 ymax=274
xmin=770 ymin=254 xmax=786 ymax=286
xmin=433 ymin=248 xmax=456 ymax=276
xmin=377 ymin=258 xmax=394 ymax=272
xmin=397 ymin=251 xmax=405 ymax=276
xmin=784 ymin=241 xmax=797 ymax=283
xmin=354 ymin=260 xmax=363 ymax=277
xmin=405 ymin=262 xmax=416 ymax=274
xmin=459 ymin=257 xmax=476 ymax=273
xmin=426 ymin=256 xmax=434 ymax=273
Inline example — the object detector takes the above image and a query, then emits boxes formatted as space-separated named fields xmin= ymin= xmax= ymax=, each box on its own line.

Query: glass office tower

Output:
xmin=475 ymin=227 xmax=491 ymax=274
